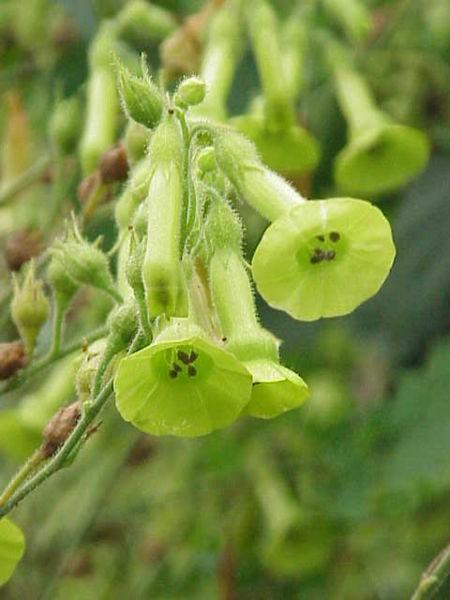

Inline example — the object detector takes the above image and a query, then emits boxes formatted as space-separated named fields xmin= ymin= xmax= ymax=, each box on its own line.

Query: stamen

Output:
xmin=169 ymin=369 xmax=178 ymax=379
xmin=187 ymin=365 xmax=197 ymax=377
xmin=177 ymin=350 xmax=190 ymax=364
xmin=329 ymin=231 xmax=340 ymax=242
xmin=172 ymin=362 xmax=182 ymax=373
xmin=189 ymin=350 xmax=198 ymax=363
xmin=316 ymin=235 xmax=325 ymax=242
xmin=325 ymin=250 xmax=336 ymax=261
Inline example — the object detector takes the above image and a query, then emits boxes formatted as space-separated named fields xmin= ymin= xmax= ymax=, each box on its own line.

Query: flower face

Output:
xmin=114 ymin=322 xmax=252 ymax=437
xmin=334 ymin=123 xmax=430 ymax=196
xmin=252 ymin=198 xmax=395 ymax=321
xmin=231 ymin=114 xmax=319 ymax=174
xmin=244 ymin=359 xmax=309 ymax=419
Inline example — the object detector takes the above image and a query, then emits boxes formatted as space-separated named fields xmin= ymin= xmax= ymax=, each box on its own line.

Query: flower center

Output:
xmin=298 ymin=230 xmax=343 ymax=267
xmin=168 ymin=347 xmax=199 ymax=379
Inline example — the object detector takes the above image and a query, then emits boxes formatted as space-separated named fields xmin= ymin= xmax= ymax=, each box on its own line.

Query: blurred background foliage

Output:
xmin=0 ymin=0 xmax=449 ymax=598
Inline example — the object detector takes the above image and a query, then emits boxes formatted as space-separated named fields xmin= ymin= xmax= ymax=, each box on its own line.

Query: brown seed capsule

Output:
xmin=99 ymin=143 xmax=129 ymax=184
xmin=0 ymin=341 xmax=27 ymax=380
xmin=78 ymin=171 xmax=100 ymax=204
xmin=41 ymin=400 xmax=82 ymax=458
xmin=5 ymin=229 xmax=43 ymax=271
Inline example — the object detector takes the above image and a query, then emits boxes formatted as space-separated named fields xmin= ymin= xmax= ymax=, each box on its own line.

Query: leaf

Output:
xmin=0 ymin=518 xmax=25 ymax=586
xmin=380 ymin=338 xmax=450 ymax=505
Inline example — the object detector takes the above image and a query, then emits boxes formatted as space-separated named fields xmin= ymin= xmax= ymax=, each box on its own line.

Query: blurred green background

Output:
xmin=0 ymin=0 xmax=449 ymax=598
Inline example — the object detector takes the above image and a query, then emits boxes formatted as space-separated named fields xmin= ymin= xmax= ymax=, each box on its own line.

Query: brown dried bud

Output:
xmin=0 ymin=341 xmax=27 ymax=380
xmin=78 ymin=171 xmax=100 ymax=204
xmin=99 ymin=143 xmax=129 ymax=184
xmin=5 ymin=229 xmax=43 ymax=271
xmin=41 ymin=400 xmax=82 ymax=458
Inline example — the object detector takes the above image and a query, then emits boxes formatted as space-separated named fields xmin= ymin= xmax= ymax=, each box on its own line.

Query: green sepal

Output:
xmin=116 ymin=57 xmax=163 ymax=130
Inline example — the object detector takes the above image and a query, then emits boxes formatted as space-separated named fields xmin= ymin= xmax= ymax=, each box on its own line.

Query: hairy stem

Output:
xmin=0 ymin=450 xmax=45 ymax=508
xmin=411 ymin=543 xmax=450 ymax=600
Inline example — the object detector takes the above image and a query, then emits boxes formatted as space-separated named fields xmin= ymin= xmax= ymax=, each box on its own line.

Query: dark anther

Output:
xmin=172 ymin=362 xmax=182 ymax=373
xmin=187 ymin=365 xmax=197 ymax=377
xmin=329 ymin=231 xmax=340 ymax=242
xmin=325 ymin=250 xmax=336 ymax=261
xmin=169 ymin=369 xmax=178 ymax=379
xmin=189 ymin=350 xmax=198 ymax=363
xmin=310 ymin=255 xmax=322 ymax=264
xmin=168 ymin=108 xmax=174 ymax=115
xmin=177 ymin=350 xmax=190 ymax=364
xmin=222 ymin=337 xmax=227 ymax=342
xmin=314 ymin=247 xmax=323 ymax=255
xmin=316 ymin=235 xmax=325 ymax=242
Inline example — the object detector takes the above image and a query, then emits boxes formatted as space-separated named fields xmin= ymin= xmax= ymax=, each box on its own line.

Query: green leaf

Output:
xmin=0 ymin=518 xmax=25 ymax=586
xmin=380 ymin=338 xmax=450 ymax=504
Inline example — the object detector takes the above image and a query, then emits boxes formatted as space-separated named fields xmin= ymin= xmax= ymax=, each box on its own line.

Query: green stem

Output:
xmin=0 ymin=154 xmax=51 ymax=207
xmin=246 ymin=0 xmax=295 ymax=129
xmin=0 ymin=325 xmax=108 ymax=396
xmin=411 ymin=543 xmax=450 ymax=600
xmin=0 ymin=450 xmax=45 ymax=508
xmin=50 ymin=301 xmax=65 ymax=358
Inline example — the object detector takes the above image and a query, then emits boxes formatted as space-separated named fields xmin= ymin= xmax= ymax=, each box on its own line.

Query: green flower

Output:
xmin=114 ymin=319 xmax=252 ymax=437
xmin=252 ymin=198 xmax=395 ymax=321
xmin=231 ymin=114 xmax=319 ymax=175
xmin=243 ymin=359 xmax=308 ymax=419
xmin=334 ymin=122 xmax=430 ymax=196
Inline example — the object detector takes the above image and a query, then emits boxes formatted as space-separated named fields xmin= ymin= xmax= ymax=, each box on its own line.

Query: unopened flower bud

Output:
xmin=106 ymin=302 xmax=138 ymax=355
xmin=99 ymin=143 xmax=129 ymax=183
xmin=11 ymin=262 xmax=50 ymax=355
xmin=50 ymin=221 xmax=119 ymax=300
xmin=46 ymin=255 xmax=79 ymax=313
xmin=174 ymin=77 xmax=206 ymax=108
xmin=205 ymin=201 xmax=242 ymax=254
xmin=0 ymin=341 xmax=27 ymax=380
xmin=41 ymin=400 xmax=81 ymax=458
xmin=116 ymin=59 xmax=163 ymax=129
xmin=5 ymin=229 xmax=43 ymax=272
xmin=196 ymin=147 xmax=216 ymax=174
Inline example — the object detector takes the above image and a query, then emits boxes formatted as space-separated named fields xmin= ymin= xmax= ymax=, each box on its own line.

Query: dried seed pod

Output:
xmin=41 ymin=401 xmax=82 ymax=458
xmin=99 ymin=143 xmax=129 ymax=184
xmin=5 ymin=229 xmax=43 ymax=271
xmin=0 ymin=341 xmax=27 ymax=380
